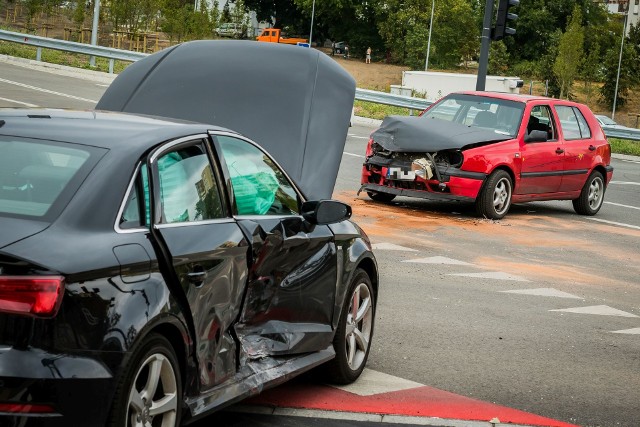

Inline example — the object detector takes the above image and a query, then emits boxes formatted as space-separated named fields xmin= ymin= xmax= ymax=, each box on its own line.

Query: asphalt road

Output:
xmin=1 ymin=59 xmax=639 ymax=427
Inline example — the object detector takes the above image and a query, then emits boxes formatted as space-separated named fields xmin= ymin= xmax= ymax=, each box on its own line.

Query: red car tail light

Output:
xmin=0 ymin=276 xmax=65 ymax=318
xmin=0 ymin=402 xmax=56 ymax=414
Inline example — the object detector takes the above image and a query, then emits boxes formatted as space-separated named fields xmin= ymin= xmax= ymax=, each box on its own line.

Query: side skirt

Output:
xmin=183 ymin=346 xmax=335 ymax=424
xmin=512 ymin=191 xmax=581 ymax=203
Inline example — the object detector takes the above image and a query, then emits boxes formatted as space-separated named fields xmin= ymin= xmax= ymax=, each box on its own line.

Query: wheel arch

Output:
xmin=488 ymin=164 xmax=516 ymax=187
xmin=592 ymin=165 xmax=608 ymax=184
xmin=356 ymin=256 xmax=379 ymax=302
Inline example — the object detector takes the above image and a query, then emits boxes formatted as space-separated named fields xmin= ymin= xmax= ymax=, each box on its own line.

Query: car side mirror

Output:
xmin=301 ymin=200 xmax=352 ymax=225
xmin=524 ymin=130 xmax=548 ymax=143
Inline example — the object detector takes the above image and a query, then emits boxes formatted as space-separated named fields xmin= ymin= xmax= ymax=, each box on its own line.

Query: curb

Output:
xmin=0 ymin=54 xmax=116 ymax=84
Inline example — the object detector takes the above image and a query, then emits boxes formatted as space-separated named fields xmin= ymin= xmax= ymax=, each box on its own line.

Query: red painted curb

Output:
xmin=247 ymin=381 xmax=579 ymax=427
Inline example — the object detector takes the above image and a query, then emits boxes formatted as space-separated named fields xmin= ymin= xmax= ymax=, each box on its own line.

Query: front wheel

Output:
xmin=476 ymin=169 xmax=513 ymax=220
xmin=108 ymin=334 xmax=182 ymax=427
xmin=573 ymin=171 xmax=605 ymax=215
xmin=323 ymin=269 xmax=375 ymax=384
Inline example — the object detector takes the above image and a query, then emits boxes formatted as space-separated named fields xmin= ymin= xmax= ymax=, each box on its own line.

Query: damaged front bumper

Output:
xmin=360 ymin=154 xmax=486 ymax=202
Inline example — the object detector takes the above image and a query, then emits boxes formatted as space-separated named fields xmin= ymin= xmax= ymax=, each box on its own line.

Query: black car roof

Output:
xmin=0 ymin=109 xmax=235 ymax=153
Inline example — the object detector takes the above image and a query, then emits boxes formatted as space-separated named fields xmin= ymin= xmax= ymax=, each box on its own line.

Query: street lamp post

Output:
xmin=425 ymin=0 xmax=435 ymax=71
xmin=89 ymin=0 xmax=100 ymax=67
xmin=612 ymin=11 xmax=628 ymax=120
xmin=309 ymin=0 xmax=316 ymax=47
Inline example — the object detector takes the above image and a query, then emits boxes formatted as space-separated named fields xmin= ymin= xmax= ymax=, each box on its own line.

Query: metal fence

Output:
xmin=1 ymin=28 xmax=639 ymax=142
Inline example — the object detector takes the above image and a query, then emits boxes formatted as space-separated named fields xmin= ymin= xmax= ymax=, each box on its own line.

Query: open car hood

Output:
xmin=371 ymin=115 xmax=509 ymax=152
xmin=96 ymin=40 xmax=356 ymax=200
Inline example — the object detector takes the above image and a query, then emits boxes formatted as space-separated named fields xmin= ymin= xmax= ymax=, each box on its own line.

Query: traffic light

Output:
xmin=492 ymin=0 xmax=519 ymax=41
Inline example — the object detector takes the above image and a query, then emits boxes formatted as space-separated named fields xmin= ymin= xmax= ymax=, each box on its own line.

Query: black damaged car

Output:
xmin=0 ymin=41 xmax=378 ymax=426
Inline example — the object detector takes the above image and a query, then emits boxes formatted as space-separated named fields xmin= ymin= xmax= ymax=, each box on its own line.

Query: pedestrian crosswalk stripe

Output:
xmin=330 ymin=368 xmax=423 ymax=396
xmin=449 ymin=272 xmax=530 ymax=282
xmin=403 ymin=256 xmax=472 ymax=266
xmin=611 ymin=328 xmax=640 ymax=334
xmin=500 ymin=288 xmax=582 ymax=299
xmin=372 ymin=243 xmax=418 ymax=252
xmin=550 ymin=305 xmax=639 ymax=318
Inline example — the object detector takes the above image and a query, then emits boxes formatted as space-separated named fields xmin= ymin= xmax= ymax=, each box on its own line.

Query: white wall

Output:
xmin=402 ymin=71 xmax=523 ymax=102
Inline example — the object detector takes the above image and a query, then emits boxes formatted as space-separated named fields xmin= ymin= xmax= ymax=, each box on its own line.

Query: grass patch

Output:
xmin=354 ymin=100 xmax=419 ymax=120
xmin=609 ymin=138 xmax=640 ymax=156
xmin=0 ymin=40 xmax=130 ymax=74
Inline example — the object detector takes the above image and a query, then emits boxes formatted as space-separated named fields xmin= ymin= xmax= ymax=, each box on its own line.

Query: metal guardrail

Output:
xmin=1 ymin=29 xmax=639 ymax=141
xmin=0 ymin=29 xmax=146 ymax=73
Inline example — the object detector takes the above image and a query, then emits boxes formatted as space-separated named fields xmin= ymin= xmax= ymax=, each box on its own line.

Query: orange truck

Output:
xmin=256 ymin=28 xmax=308 ymax=45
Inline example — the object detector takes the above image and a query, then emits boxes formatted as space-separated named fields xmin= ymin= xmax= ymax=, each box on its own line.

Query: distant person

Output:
xmin=344 ymin=44 xmax=349 ymax=59
xmin=331 ymin=42 xmax=335 ymax=56
xmin=366 ymin=47 xmax=372 ymax=64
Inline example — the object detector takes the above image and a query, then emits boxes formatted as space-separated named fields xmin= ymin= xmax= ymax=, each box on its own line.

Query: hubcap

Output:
xmin=345 ymin=283 xmax=373 ymax=371
xmin=588 ymin=177 xmax=604 ymax=210
xmin=128 ymin=353 xmax=178 ymax=427
xmin=492 ymin=177 xmax=512 ymax=215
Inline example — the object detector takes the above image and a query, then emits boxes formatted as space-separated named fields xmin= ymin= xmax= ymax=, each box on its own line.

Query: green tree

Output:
xmin=73 ymin=0 xmax=86 ymax=27
xmin=488 ymin=40 xmax=510 ymax=75
xmin=553 ymin=6 xmax=584 ymax=98
xmin=600 ymin=26 xmax=640 ymax=108
xmin=580 ymin=40 xmax=601 ymax=100
xmin=537 ymin=29 xmax=561 ymax=97
xmin=221 ymin=1 xmax=231 ymax=23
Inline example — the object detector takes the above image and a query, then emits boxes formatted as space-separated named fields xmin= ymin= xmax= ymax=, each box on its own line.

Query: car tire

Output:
xmin=476 ymin=169 xmax=512 ymax=220
xmin=108 ymin=334 xmax=182 ymax=427
xmin=367 ymin=191 xmax=396 ymax=203
xmin=572 ymin=171 xmax=605 ymax=215
xmin=323 ymin=269 xmax=375 ymax=385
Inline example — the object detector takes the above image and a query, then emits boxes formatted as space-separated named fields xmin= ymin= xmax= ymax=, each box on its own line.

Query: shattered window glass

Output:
xmin=217 ymin=136 xmax=299 ymax=216
xmin=157 ymin=143 xmax=224 ymax=223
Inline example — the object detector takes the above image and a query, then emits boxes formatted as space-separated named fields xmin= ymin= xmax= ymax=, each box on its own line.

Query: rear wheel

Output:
xmin=476 ymin=169 xmax=512 ymax=220
xmin=323 ymin=269 xmax=375 ymax=384
xmin=108 ymin=334 xmax=182 ymax=427
xmin=573 ymin=171 xmax=605 ymax=215
xmin=366 ymin=191 xmax=396 ymax=203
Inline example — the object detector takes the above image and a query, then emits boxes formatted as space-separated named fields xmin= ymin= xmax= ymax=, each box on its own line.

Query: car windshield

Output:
xmin=0 ymin=137 xmax=102 ymax=221
xmin=422 ymin=94 xmax=525 ymax=138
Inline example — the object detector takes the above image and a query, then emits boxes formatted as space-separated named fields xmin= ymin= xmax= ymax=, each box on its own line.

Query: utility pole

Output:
xmin=612 ymin=11 xmax=628 ymax=120
xmin=89 ymin=0 xmax=100 ymax=67
xmin=476 ymin=0 xmax=494 ymax=91
xmin=309 ymin=0 xmax=316 ymax=46
xmin=425 ymin=0 xmax=435 ymax=71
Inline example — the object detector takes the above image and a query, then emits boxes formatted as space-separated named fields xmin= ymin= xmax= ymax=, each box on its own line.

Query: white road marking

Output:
xmin=500 ymin=288 xmax=582 ymax=299
xmin=0 ymin=77 xmax=98 ymax=104
xmin=0 ymin=96 xmax=38 ymax=107
xmin=617 ymin=159 xmax=640 ymax=165
xmin=96 ymin=84 xmax=110 ymax=87
xmin=604 ymin=201 xmax=640 ymax=211
xmin=343 ymin=152 xmax=365 ymax=158
xmin=609 ymin=181 xmax=640 ymax=185
xmin=348 ymin=134 xmax=370 ymax=139
xmin=550 ymin=305 xmax=639 ymax=318
xmin=449 ymin=272 xmax=530 ymax=282
xmin=611 ymin=327 xmax=640 ymax=335
xmin=585 ymin=218 xmax=640 ymax=230
xmin=403 ymin=256 xmax=472 ymax=266
xmin=331 ymin=368 xmax=423 ymax=396
xmin=371 ymin=243 xmax=418 ymax=252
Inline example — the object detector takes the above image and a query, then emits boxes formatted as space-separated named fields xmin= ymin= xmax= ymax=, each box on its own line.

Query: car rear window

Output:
xmin=0 ymin=137 xmax=103 ymax=221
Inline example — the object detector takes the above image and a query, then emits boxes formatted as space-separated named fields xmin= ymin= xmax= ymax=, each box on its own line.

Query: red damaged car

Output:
xmin=359 ymin=91 xmax=613 ymax=219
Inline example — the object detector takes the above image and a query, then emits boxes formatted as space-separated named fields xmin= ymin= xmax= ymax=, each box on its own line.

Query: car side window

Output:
xmin=216 ymin=136 xmax=299 ymax=216
xmin=120 ymin=165 xmax=150 ymax=229
xmin=157 ymin=142 xmax=224 ymax=224
xmin=555 ymin=105 xmax=584 ymax=140
xmin=573 ymin=107 xmax=592 ymax=139
xmin=526 ymin=105 xmax=556 ymax=141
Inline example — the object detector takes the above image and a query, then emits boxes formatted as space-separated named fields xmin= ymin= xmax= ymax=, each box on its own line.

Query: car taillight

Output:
xmin=0 ymin=402 xmax=56 ymax=414
xmin=0 ymin=276 xmax=65 ymax=318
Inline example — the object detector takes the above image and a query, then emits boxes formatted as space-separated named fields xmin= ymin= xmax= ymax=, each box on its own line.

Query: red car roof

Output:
xmin=454 ymin=91 xmax=582 ymax=105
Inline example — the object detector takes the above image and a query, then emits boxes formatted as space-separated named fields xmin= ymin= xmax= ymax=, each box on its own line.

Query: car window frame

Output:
xmin=115 ymin=162 xmax=149 ymax=233
xmin=554 ymin=104 xmax=589 ymax=141
xmin=208 ymin=131 xmax=307 ymax=218
xmin=524 ymin=104 xmax=558 ymax=143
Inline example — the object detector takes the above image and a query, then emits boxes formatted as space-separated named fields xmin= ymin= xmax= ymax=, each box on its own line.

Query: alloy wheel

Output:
xmin=128 ymin=353 xmax=178 ymax=427
xmin=345 ymin=282 xmax=373 ymax=371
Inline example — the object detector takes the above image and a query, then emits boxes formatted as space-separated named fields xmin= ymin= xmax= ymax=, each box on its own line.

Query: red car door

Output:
xmin=517 ymin=104 xmax=564 ymax=195
xmin=554 ymin=104 xmax=596 ymax=193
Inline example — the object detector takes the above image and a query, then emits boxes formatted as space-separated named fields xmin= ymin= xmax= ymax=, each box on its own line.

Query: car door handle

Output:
xmin=555 ymin=148 xmax=565 ymax=155
xmin=589 ymin=145 xmax=596 ymax=151
xmin=187 ymin=270 xmax=206 ymax=284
